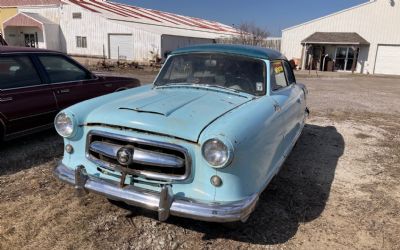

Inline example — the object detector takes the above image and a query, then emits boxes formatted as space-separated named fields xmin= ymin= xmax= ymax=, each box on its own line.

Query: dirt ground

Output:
xmin=0 ymin=71 xmax=399 ymax=250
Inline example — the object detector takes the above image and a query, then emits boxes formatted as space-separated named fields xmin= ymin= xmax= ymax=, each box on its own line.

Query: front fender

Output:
xmin=198 ymin=97 xmax=281 ymax=202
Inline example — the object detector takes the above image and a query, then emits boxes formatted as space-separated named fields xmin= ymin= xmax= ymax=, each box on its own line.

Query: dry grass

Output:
xmin=0 ymin=74 xmax=399 ymax=249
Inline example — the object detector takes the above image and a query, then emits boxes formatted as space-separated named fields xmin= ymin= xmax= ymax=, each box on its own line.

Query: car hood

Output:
xmin=84 ymin=86 xmax=252 ymax=142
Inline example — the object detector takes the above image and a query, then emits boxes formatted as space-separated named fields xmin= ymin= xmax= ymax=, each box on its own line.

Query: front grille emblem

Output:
xmin=117 ymin=147 xmax=134 ymax=166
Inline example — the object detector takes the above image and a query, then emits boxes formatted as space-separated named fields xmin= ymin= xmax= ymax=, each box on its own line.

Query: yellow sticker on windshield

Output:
xmin=274 ymin=65 xmax=284 ymax=74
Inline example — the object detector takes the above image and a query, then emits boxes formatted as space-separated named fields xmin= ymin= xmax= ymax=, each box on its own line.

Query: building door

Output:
xmin=161 ymin=35 xmax=214 ymax=60
xmin=24 ymin=33 xmax=37 ymax=48
xmin=334 ymin=47 xmax=357 ymax=71
xmin=374 ymin=45 xmax=400 ymax=75
xmin=109 ymin=34 xmax=134 ymax=61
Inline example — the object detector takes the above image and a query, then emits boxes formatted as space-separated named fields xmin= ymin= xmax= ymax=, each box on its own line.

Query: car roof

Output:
xmin=171 ymin=44 xmax=286 ymax=61
xmin=0 ymin=46 xmax=60 ymax=54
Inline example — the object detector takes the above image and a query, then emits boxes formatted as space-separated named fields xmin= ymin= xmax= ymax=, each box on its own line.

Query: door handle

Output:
xmin=59 ymin=89 xmax=70 ymax=94
xmin=0 ymin=97 xmax=13 ymax=102
xmin=104 ymin=83 xmax=113 ymax=87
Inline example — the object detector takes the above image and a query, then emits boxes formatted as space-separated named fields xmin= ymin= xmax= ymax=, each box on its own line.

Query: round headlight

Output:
xmin=202 ymin=138 xmax=233 ymax=168
xmin=54 ymin=112 xmax=75 ymax=138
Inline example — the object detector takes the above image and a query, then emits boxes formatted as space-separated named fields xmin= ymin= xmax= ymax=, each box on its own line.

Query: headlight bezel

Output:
xmin=54 ymin=111 xmax=77 ymax=138
xmin=201 ymin=138 xmax=234 ymax=168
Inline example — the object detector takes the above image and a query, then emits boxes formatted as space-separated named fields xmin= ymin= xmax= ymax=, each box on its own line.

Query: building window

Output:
xmin=72 ymin=12 xmax=82 ymax=19
xmin=76 ymin=36 xmax=87 ymax=48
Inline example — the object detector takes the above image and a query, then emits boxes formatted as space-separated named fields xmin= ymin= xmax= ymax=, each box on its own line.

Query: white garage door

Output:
xmin=375 ymin=45 xmax=400 ymax=75
xmin=161 ymin=35 xmax=214 ymax=59
xmin=109 ymin=34 xmax=133 ymax=60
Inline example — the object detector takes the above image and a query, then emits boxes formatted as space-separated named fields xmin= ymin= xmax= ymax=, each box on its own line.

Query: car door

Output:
xmin=0 ymin=54 xmax=58 ymax=137
xmin=269 ymin=60 xmax=299 ymax=156
xmin=36 ymin=54 xmax=106 ymax=110
xmin=282 ymin=60 xmax=305 ymax=137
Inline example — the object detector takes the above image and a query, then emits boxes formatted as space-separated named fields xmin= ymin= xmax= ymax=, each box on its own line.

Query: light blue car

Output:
xmin=54 ymin=44 xmax=309 ymax=223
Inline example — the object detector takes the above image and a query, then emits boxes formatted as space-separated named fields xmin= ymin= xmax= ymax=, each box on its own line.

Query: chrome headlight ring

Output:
xmin=201 ymin=137 xmax=234 ymax=168
xmin=54 ymin=112 xmax=77 ymax=138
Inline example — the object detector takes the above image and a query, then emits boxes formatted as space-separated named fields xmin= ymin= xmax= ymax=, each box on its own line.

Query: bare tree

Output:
xmin=217 ymin=22 xmax=270 ymax=46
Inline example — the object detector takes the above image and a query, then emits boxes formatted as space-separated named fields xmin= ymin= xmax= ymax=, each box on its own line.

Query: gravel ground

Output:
xmin=0 ymin=71 xmax=399 ymax=249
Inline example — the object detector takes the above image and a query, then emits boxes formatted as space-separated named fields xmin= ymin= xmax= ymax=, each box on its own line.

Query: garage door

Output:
xmin=161 ymin=35 xmax=214 ymax=60
xmin=375 ymin=45 xmax=400 ymax=75
xmin=109 ymin=34 xmax=133 ymax=60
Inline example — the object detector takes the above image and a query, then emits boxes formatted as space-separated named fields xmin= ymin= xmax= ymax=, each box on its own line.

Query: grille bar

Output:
xmin=89 ymin=141 xmax=185 ymax=168
xmin=86 ymin=130 xmax=191 ymax=182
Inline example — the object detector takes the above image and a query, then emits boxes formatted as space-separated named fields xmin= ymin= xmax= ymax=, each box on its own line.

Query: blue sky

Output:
xmin=116 ymin=0 xmax=367 ymax=36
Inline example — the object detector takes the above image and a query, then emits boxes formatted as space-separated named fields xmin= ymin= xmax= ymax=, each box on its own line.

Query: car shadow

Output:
xmin=118 ymin=123 xmax=345 ymax=245
xmin=0 ymin=130 xmax=63 ymax=176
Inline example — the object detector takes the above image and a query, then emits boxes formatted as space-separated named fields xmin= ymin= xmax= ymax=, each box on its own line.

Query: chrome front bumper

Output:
xmin=54 ymin=163 xmax=259 ymax=223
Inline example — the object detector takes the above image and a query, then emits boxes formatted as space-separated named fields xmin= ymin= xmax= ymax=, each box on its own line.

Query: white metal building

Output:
xmin=281 ymin=0 xmax=400 ymax=75
xmin=5 ymin=0 xmax=237 ymax=63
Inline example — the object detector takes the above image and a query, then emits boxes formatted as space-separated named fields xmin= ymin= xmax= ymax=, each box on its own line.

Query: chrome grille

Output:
xmin=86 ymin=130 xmax=191 ymax=182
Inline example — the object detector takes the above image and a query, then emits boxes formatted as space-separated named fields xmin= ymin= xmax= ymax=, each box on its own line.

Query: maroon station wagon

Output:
xmin=0 ymin=46 xmax=140 ymax=141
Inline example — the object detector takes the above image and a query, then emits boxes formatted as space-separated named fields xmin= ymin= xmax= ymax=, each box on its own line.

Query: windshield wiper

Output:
xmin=154 ymin=83 xmax=187 ymax=88
xmin=157 ymin=83 xmax=239 ymax=92
xmin=204 ymin=85 xmax=240 ymax=93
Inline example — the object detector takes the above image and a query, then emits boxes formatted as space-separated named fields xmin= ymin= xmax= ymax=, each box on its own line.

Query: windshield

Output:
xmin=154 ymin=53 xmax=266 ymax=96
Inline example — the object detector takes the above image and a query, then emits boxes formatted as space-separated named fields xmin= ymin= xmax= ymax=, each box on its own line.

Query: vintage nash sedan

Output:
xmin=54 ymin=44 xmax=309 ymax=223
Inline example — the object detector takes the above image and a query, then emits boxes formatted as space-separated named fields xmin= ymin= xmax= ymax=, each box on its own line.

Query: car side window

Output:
xmin=270 ymin=61 xmax=288 ymax=91
xmin=0 ymin=56 xmax=42 ymax=89
xmin=283 ymin=60 xmax=296 ymax=84
xmin=38 ymin=55 xmax=90 ymax=83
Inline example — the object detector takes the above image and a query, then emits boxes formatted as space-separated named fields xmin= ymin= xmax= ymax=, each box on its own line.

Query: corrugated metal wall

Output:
xmin=281 ymin=0 xmax=400 ymax=74
xmin=57 ymin=3 xmax=161 ymax=62
xmin=18 ymin=2 xmax=235 ymax=63
xmin=44 ymin=22 xmax=60 ymax=50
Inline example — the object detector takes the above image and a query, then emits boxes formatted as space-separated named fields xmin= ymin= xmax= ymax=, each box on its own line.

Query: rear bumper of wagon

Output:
xmin=54 ymin=163 xmax=259 ymax=223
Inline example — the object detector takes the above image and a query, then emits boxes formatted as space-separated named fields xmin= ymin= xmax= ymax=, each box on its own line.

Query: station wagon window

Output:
xmin=155 ymin=53 xmax=266 ymax=96
xmin=0 ymin=56 xmax=41 ymax=89
xmin=38 ymin=55 xmax=90 ymax=83
xmin=270 ymin=61 xmax=288 ymax=91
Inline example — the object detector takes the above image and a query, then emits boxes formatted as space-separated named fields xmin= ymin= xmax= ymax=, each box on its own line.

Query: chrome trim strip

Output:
xmin=54 ymin=163 xmax=258 ymax=223
xmin=90 ymin=141 xmax=120 ymax=159
xmin=86 ymin=130 xmax=192 ymax=183
xmin=89 ymin=141 xmax=185 ymax=168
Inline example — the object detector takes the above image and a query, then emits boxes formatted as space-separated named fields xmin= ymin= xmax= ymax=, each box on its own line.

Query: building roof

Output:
xmin=171 ymin=44 xmax=286 ymax=60
xmin=301 ymin=32 xmax=370 ymax=45
xmin=3 ymin=12 xmax=44 ymax=30
xmin=23 ymin=12 xmax=57 ymax=25
xmin=65 ymin=0 xmax=238 ymax=35
xmin=0 ymin=0 xmax=60 ymax=7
